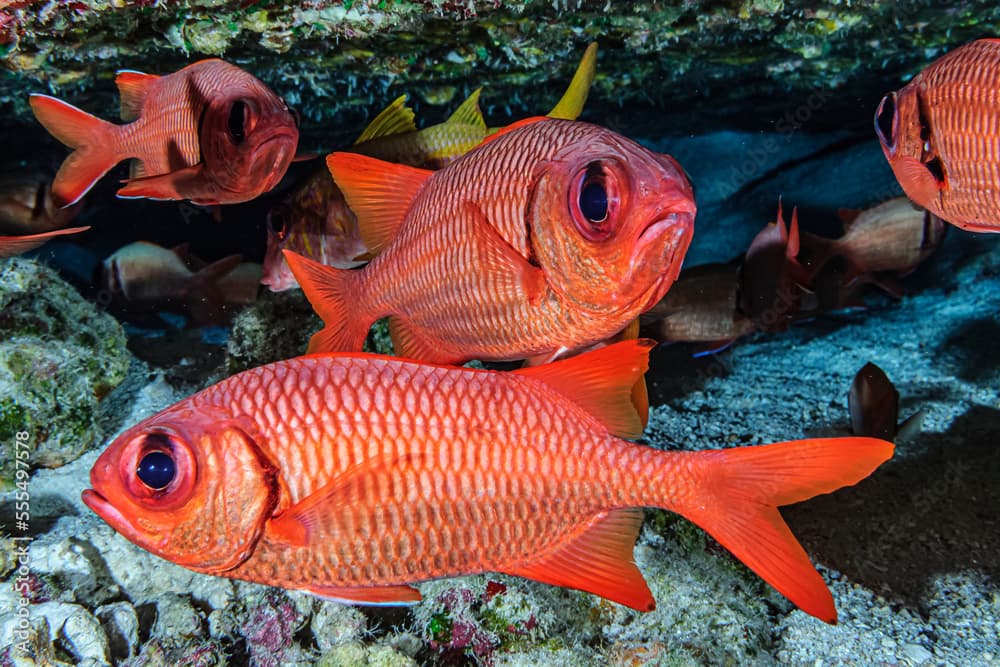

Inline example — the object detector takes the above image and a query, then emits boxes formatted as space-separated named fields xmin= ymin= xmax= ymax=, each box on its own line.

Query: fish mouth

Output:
xmin=82 ymin=488 xmax=134 ymax=535
xmin=630 ymin=211 xmax=696 ymax=311
xmin=633 ymin=210 xmax=695 ymax=265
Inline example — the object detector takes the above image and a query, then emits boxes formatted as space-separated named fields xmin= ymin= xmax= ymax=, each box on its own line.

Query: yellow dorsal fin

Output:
xmin=115 ymin=70 xmax=159 ymax=122
xmin=546 ymin=42 xmax=598 ymax=120
xmin=505 ymin=508 xmax=653 ymax=611
xmin=326 ymin=152 xmax=432 ymax=253
xmin=354 ymin=95 xmax=417 ymax=144
xmin=446 ymin=88 xmax=486 ymax=128
xmin=515 ymin=339 xmax=653 ymax=440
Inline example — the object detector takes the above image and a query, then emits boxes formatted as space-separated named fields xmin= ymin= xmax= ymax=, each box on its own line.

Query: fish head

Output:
xmin=82 ymin=404 xmax=279 ymax=573
xmin=199 ymin=86 xmax=300 ymax=201
xmin=874 ymin=85 xmax=945 ymax=208
xmin=526 ymin=127 xmax=696 ymax=316
xmin=261 ymin=202 xmax=299 ymax=291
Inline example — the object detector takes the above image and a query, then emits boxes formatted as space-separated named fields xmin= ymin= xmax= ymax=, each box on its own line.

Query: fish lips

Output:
xmin=249 ymin=129 xmax=298 ymax=192
xmin=81 ymin=487 xmax=151 ymax=548
xmin=631 ymin=209 xmax=696 ymax=311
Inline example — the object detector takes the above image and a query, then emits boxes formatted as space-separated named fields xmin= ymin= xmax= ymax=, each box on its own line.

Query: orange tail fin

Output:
xmin=29 ymin=94 xmax=119 ymax=208
xmin=669 ymin=437 xmax=893 ymax=623
xmin=282 ymin=250 xmax=372 ymax=353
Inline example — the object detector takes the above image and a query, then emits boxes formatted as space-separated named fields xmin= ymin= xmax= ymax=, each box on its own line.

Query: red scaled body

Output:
xmin=29 ymin=59 xmax=299 ymax=207
xmin=875 ymin=39 xmax=1000 ymax=231
xmin=286 ymin=118 xmax=696 ymax=364
xmin=83 ymin=341 xmax=893 ymax=623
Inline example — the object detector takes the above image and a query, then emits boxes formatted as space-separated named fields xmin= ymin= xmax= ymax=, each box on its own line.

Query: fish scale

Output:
xmin=287 ymin=118 xmax=695 ymax=364
xmin=84 ymin=342 xmax=893 ymax=621
xmin=878 ymin=39 xmax=1000 ymax=231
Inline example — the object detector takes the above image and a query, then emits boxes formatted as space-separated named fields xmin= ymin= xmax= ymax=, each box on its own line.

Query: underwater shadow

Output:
xmin=940 ymin=318 xmax=1000 ymax=383
xmin=784 ymin=404 xmax=1000 ymax=610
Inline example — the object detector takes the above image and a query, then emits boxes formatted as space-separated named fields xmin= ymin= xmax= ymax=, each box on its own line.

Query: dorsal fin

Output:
xmin=354 ymin=95 xmax=417 ymax=144
xmin=446 ymin=88 xmax=486 ymax=128
xmin=505 ymin=508 xmax=653 ymax=611
xmin=326 ymin=152 xmax=432 ymax=253
xmin=546 ymin=42 xmax=598 ymax=120
xmin=481 ymin=117 xmax=549 ymax=146
xmin=515 ymin=339 xmax=653 ymax=440
xmin=115 ymin=70 xmax=159 ymax=122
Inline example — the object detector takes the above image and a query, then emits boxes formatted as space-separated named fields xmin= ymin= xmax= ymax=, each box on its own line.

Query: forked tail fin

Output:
xmin=29 ymin=94 xmax=120 ymax=208
xmin=282 ymin=250 xmax=372 ymax=353
xmin=665 ymin=437 xmax=893 ymax=623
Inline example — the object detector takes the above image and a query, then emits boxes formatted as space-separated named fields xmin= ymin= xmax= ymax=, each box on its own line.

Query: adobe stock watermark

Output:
xmin=10 ymin=430 xmax=34 ymax=657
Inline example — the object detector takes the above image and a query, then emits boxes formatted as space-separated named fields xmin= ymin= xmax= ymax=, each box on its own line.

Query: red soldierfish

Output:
xmin=285 ymin=118 xmax=696 ymax=364
xmin=262 ymin=43 xmax=598 ymax=292
xmin=0 ymin=173 xmax=90 ymax=258
xmin=798 ymin=197 xmax=947 ymax=298
xmin=82 ymin=340 xmax=893 ymax=623
xmin=875 ymin=38 xmax=1000 ymax=231
xmin=29 ymin=59 xmax=300 ymax=207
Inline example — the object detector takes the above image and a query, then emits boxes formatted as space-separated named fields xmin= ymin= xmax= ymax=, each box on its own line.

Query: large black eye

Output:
xmin=267 ymin=206 xmax=288 ymax=239
xmin=874 ymin=93 xmax=896 ymax=151
xmin=137 ymin=451 xmax=176 ymax=490
xmin=580 ymin=181 xmax=608 ymax=223
xmin=228 ymin=100 xmax=247 ymax=144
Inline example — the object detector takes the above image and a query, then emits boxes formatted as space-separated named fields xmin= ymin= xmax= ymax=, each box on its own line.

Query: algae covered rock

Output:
xmin=0 ymin=258 xmax=130 ymax=486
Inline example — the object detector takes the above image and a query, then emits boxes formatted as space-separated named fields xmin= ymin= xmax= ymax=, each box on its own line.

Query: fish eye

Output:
xmin=228 ymin=100 xmax=256 ymax=145
xmin=580 ymin=181 xmax=608 ymax=224
xmin=137 ymin=450 xmax=176 ymax=490
xmin=569 ymin=162 xmax=619 ymax=242
xmin=874 ymin=92 xmax=897 ymax=152
xmin=267 ymin=206 xmax=289 ymax=239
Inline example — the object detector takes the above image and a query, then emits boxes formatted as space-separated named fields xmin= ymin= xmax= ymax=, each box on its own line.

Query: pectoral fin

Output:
xmin=268 ymin=453 xmax=426 ymax=548
xmin=117 ymin=164 xmax=216 ymax=204
xmin=301 ymin=583 xmax=422 ymax=606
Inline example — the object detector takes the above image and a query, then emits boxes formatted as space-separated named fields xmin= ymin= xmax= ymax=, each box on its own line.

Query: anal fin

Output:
xmin=388 ymin=315 xmax=464 ymax=365
xmin=505 ymin=508 xmax=653 ymax=611
xmin=301 ymin=583 xmax=421 ymax=606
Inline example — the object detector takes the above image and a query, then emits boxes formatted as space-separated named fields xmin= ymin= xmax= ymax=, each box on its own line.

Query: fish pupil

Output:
xmin=580 ymin=181 xmax=608 ymax=223
xmin=137 ymin=451 xmax=176 ymax=490
xmin=874 ymin=93 xmax=896 ymax=150
xmin=228 ymin=101 xmax=247 ymax=144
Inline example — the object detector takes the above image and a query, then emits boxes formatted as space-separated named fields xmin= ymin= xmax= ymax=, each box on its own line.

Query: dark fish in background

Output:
xmin=640 ymin=262 xmax=755 ymax=353
xmin=30 ymin=59 xmax=301 ymax=207
xmin=0 ymin=173 xmax=90 ymax=258
xmin=875 ymin=38 xmax=1000 ymax=232
xmin=101 ymin=241 xmax=247 ymax=324
xmin=739 ymin=201 xmax=811 ymax=333
xmin=848 ymin=362 xmax=924 ymax=442
xmin=262 ymin=44 xmax=599 ymax=292
xmin=799 ymin=197 xmax=947 ymax=298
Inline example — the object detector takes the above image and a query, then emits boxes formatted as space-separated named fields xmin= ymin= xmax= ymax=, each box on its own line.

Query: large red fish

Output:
xmin=874 ymin=38 xmax=1000 ymax=231
xmin=82 ymin=341 xmax=893 ymax=623
xmin=262 ymin=43 xmax=598 ymax=292
xmin=29 ymin=59 xmax=300 ymax=207
xmin=285 ymin=118 xmax=696 ymax=364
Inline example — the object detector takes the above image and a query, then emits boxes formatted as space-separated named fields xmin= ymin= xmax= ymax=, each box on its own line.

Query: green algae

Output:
xmin=0 ymin=258 xmax=130 ymax=488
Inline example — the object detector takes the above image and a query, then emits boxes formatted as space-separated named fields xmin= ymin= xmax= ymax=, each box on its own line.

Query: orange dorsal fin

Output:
xmin=515 ymin=339 xmax=654 ymax=440
xmin=282 ymin=250 xmax=371 ymax=353
xmin=505 ymin=508 xmax=653 ymax=611
xmin=0 ymin=226 xmax=91 ymax=259
xmin=354 ymin=94 xmax=417 ymax=144
xmin=269 ymin=452 xmax=427 ymax=549
xmin=115 ymin=69 xmax=159 ymax=121
xmin=673 ymin=437 xmax=894 ymax=623
xmin=481 ymin=116 xmax=549 ymax=146
xmin=787 ymin=207 xmax=800 ymax=258
xmin=446 ymin=88 xmax=486 ymax=128
xmin=326 ymin=152 xmax=431 ymax=254
xmin=300 ymin=583 xmax=421 ymax=606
